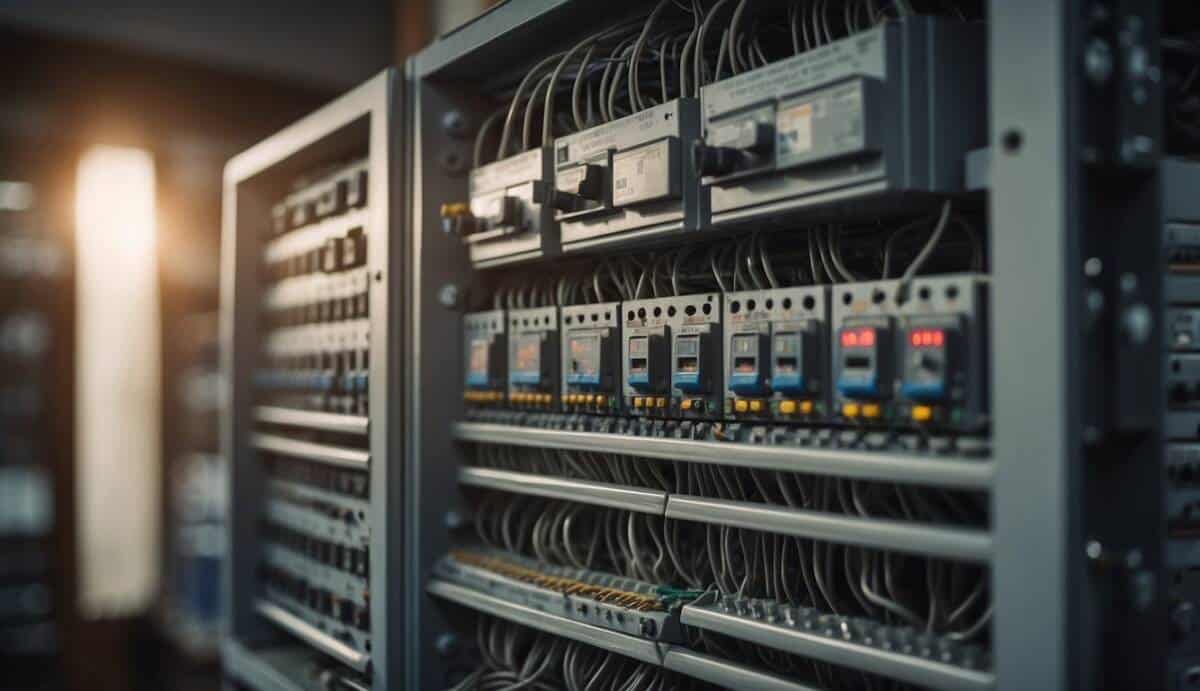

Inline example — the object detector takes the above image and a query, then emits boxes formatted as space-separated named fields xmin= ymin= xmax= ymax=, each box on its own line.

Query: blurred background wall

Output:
xmin=0 ymin=2 xmax=493 ymax=690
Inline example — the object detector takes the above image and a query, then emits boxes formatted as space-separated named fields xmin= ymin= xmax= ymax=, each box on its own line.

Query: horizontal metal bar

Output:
xmin=458 ymin=467 xmax=667 ymax=514
xmin=679 ymin=605 xmax=995 ymax=691
xmin=221 ymin=640 xmax=316 ymax=691
xmin=252 ymin=434 xmax=369 ymax=470
xmin=254 ymin=600 xmax=370 ymax=672
xmin=665 ymin=496 xmax=992 ymax=564
xmin=661 ymin=647 xmax=822 ymax=691
xmin=452 ymin=422 xmax=992 ymax=490
xmin=427 ymin=579 xmax=663 ymax=666
xmin=255 ymin=406 xmax=369 ymax=435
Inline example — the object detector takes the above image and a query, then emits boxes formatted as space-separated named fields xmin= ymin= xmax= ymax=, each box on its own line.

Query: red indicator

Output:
xmin=910 ymin=329 xmax=945 ymax=348
xmin=840 ymin=327 xmax=876 ymax=348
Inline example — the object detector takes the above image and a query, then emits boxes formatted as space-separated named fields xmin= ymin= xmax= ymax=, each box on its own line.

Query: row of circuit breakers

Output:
xmin=254 ymin=159 xmax=374 ymax=668
xmin=464 ymin=273 xmax=988 ymax=443
xmin=443 ymin=18 xmax=984 ymax=268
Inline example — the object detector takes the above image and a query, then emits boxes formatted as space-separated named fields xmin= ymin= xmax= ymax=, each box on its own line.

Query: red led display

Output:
xmin=909 ymin=329 xmax=945 ymax=348
xmin=840 ymin=327 xmax=876 ymax=348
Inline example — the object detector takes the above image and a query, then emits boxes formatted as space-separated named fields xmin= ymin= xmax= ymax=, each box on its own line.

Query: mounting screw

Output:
xmin=439 ymin=283 xmax=460 ymax=309
xmin=444 ymin=509 xmax=466 ymax=530
xmin=442 ymin=110 xmax=470 ymax=139
xmin=1085 ymin=38 xmax=1114 ymax=85
xmin=434 ymin=632 xmax=459 ymax=657
xmin=1121 ymin=303 xmax=1152 ymax=345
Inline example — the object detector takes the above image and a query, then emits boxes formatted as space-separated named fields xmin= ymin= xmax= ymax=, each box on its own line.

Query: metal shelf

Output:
xmin=426 ymin=579 xmax=663 ymax=666
xmin=665 ymin=495 xmax=992 ymax=564
xmin=252 ymin=434 xmax=370 ymax=470
xmin=255 ymin=406 xmax=369 ymax=435
xmin=661 ymin=647 xmax=822 ymax=691
xmin=255 ymin=599 xmax=370 ymax=673
xmin=458 ymin=467 xmax=667 ymax=514
xmin=680 ymin=604 xmax=995 ymax=691
xmin=221 ymin=640 xmax=320 ymax=691
xmin=452 ymin=422 xmax=993 ymax=490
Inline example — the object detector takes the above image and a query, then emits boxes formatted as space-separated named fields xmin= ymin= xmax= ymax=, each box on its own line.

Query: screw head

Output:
xmin=442 ymin=110 xmax=469 ymax=138
xmin=434 ymin=632 xmax=459 ymax=657
xmin=439 ymin=283 xmax=460 ymax=308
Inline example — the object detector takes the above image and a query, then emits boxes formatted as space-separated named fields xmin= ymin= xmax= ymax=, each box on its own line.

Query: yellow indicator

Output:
xmin=779 ymin=400 xmax=797 ymax=415
xmin=734 ymin=399 xmax=749 ymax=413
xmin=440 ymin=202 xmax=470 ymax=218
xmin=633 ymin=397 xmax=644 ymax=409
xmin=912 ymin=405 xmax=934 ymax=422
xmin=585 ymin=394 xmax=596 ymax=404
xmin=861 ymin=403 xmax=882 ymax=419
xmin=490 ymin=391 xmax=503 ymax=402
xmin=748 ymin=400 xmax=764 ymax=413
xmin=595 ymin=395 xmax=607 ymax=407
xmin=799 ymin=400 xmax=814 ymax=415
xmin=540 ymin=393 xmax=553 ymax=405
xmin=655 ymin=397 xmax=667 ymax=408
xmin=681 ymin=399 xmax=693 ymax=411
xmin=842 ymin=402 xmax=861 ymax=418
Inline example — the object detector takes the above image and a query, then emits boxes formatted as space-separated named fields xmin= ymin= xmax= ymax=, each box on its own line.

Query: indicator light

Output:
xmin=779 ymin=400 xmax=797 ymax=415
xmin=734 ymin=400 xmax=749 ymax=413
xmin=842 ymin=402 xmax=861 ymax=418
xmin=862 ymin=403 xmax=882 ymax=419
xmin=912 ymin=405 xmax=934 ymax=422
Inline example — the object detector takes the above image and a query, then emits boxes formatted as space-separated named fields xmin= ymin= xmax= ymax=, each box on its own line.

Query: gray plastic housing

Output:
xmin=506 ymin=306 xmax=560 ymax=411
xmin=722 ymin=286 xmax=830 ymax=423
xmin=552 ymin=98 xmax=708 ymax=252
xmin=463 ymin=310 xmax=507 ymax=408
xmin=829 ymin=274 xmax=988 ymax=433
xmin=621 ymin=294 xmax=722 ymax=420
xmin=464 ymin=147 xmax=558 ymax=267
xmin=560 ymin=301 xmax=623 ymax=415
xmin=697 ymin=17 xmax=986 ymax=228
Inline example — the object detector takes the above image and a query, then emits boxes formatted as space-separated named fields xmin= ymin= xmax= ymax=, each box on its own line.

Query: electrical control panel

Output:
xmin=222 ymin=71 xmax=394 ymax=688
xmin=463 ymin=310 xmax=507 ymax=407
xmin=622 ymin=294 xmax=721 ymax=420
xmin=723 ymin=286 xmax=829 ymax=423
xmin=506 ymin=306 xmax=560 ymax=411
xmin=552 ymin=99 xmax=707 ymax=252
xmin=695 ymin=18 xmax=985 ymax=229
xmin=446 ymin=148 xmax=558 ymax=267
xmin=560 ymin=301 xmax=621 ymax=415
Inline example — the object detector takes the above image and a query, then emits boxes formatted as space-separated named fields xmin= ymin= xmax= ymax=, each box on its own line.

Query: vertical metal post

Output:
xmin=989 ymin=2 xmax=1081 ymax=689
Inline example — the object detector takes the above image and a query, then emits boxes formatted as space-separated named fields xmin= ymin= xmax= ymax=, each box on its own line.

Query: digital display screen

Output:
xmin=513 ymin=334 xmax=541 ymax=374
xmin=629 ymin=336 xmax=648 ymax=357
xmin=468 ymin=338 xmax=489 ymax=376
xmin=568 ymin=335 xmax=600 ymax=377
xmin=732 ymin=334 xmax=756 ymax=355
xmin=909 ymin=329 xmax=945 ymax=348
xmin=774 ymin=333 xmax=797 ymax=355
xmin=732 ymin=334 xmax=758 ymax=373
xmin=839 ymin=327 xmax=876 ymax=348
xmin=676 ymin=335 xmax=699 ymax=356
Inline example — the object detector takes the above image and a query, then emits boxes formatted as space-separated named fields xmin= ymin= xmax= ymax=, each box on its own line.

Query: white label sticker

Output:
xmin=776 ymin=102 xmax=814 ymax=156
xmin=556 ymin=164 xmax=589 ymax=194
xmin=611 ymin=140 xmax=671 ymax=206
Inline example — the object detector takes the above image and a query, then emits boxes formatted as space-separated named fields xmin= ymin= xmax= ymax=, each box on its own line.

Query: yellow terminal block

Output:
xmin=842 ymin=402 xmax=861 ymax=418
xmin=748 ymin=400 xmax=764 ymax=413
xmin=440 ymin=202 xmax=470 ymax=218
xmin=799 ymin=400 xmax=814 ymax=415
xmin=595 ymin=395 xmax=607 ymax=407
xmin=861 ymin=403 xmax=882 ymax=419
xmin=655 ymin=397 xmax=667 ymax=409
xmin=681 ymin=399 xmax=693 ymax=411
xmin=779 ymin=400 xmax=797 ymax=415
xmin=585 ymin=394 xmax=596 ymax=404
xmin=490 ymin=391 xmax=503 ymax=402
xmin=734 ymin=399 xmax=749 ymax=413
xmin=540 ymin=393 xmax=553 ymax=405
xmin=633 ymin=397 xmax=644 ymax=409
xmin=912 ymin=405 xmax=934 ymax=423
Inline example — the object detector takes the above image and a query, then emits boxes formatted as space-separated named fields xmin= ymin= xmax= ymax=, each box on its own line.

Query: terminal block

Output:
xmin=463 ymin=310 xmax=507 ymax=407
xmin=560 ymin=302 xmax=621 ymax=415
xmin=506 ymin=306 xmax=560 ymax=411
xmin=723 ymin=286 xmax=828 ymax=423
xmin=623 ymin=294 xmax=721 ymax=420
